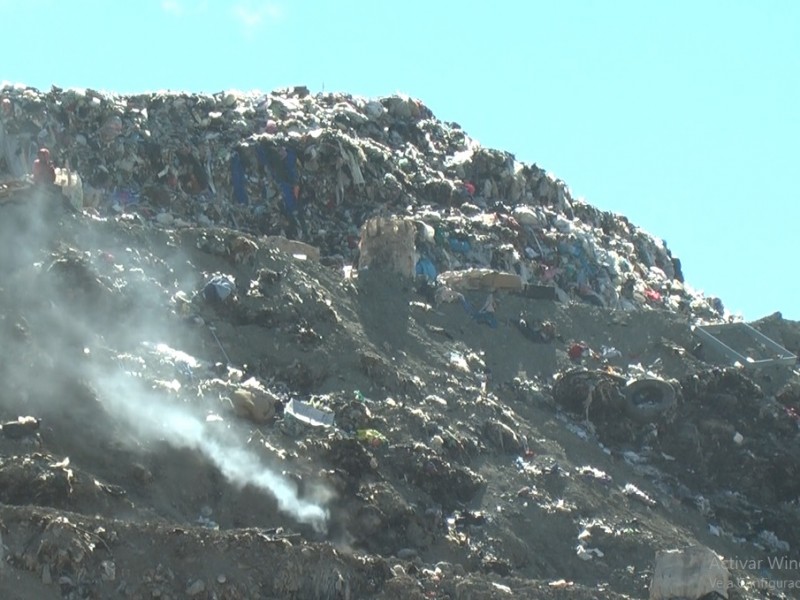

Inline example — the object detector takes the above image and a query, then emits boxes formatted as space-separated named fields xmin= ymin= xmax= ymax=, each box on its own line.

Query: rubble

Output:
xmin=2 ymin=81 xmax=800 ymax=599
xmin=1 ymin=82 xmax=725 ymax=319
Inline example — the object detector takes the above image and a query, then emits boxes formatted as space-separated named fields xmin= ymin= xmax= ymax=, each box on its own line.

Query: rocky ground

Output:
xmin=0 ymin=186 xmax=799 ymax=600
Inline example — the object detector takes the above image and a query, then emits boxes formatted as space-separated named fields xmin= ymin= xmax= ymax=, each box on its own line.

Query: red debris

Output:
xmin=645 ymin=288 xmax=662 ymax=302
xmin=568 ymin=342 xmax=588 ymax=361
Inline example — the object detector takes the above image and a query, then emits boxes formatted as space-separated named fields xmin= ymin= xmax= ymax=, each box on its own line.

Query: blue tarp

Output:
xmin=280 ymin=148 xmax=298 ymax=213
xmin=449 ymin=238 xmax=471 ymax=254
xmin=416 ymin=257 xmax=437 ymax=281
xmin=280 ymin=181 xmax=296 ymax=213
xmin=259 ymin=145 xmax=299 ymax=213
xmin=255 ymin=145 xmax=268 ymax=169
xmin=230 ymin=151 xmax=249 ymax=205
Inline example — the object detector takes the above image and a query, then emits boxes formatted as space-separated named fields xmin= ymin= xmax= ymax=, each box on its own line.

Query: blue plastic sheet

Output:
xmin=416 ymin=257 xmax=437 ymax=280
xmin=449 ymin=238 xmax=471 ymax=254
xmin=230 ymin=151 xmax=249 ymax=205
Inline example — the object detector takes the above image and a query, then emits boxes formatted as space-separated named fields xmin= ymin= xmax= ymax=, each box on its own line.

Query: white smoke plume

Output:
xmin=94 ymin=367 xmax=329 ymax=532
xmin=0 ymin=190 xmax=329 ymax=532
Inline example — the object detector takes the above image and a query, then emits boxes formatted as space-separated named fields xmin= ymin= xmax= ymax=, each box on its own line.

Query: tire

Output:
xmin=624 ymin=378 xmax=676 ymax=423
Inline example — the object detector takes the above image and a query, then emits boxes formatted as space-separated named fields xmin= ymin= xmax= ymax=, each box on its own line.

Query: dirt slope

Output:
xmin=1 ymin=188 xmax=799 ymax=600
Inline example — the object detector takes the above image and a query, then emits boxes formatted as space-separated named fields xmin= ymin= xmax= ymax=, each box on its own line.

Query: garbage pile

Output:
xmin=1 ymin=82 xmax=723 ymax=319
xmin=3 ymin=170 xmax=800 ymax=598
xmin=552 ymin=368 xmax=677 ymax=444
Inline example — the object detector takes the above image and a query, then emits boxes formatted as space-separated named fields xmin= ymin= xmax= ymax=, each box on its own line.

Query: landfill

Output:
xmin=1 ymin=82 xmax=800 ymax=599
xmin=1 ymin=82 xmax=716 ymax=319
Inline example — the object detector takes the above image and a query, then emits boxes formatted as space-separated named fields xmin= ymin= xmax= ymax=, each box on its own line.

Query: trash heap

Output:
xmin=1 ymin=82 xmax=722 ymax=319
xmin=2 ymin=159 xmax=800 ymax=598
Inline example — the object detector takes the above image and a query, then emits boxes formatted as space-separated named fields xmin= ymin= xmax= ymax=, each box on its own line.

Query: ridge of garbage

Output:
xmin=1 ymin=82 xmax=724 ymax=320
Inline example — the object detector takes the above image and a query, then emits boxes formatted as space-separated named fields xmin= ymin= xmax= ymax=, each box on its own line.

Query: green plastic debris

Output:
xmin=357 ymin=428 xmax=388 ymax=447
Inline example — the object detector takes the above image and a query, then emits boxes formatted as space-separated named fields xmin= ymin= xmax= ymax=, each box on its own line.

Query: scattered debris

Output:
xmin=0 ymin=81 xmax=799 ymax=599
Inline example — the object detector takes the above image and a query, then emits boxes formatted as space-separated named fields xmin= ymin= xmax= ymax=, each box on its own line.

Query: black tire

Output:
xmin=624 ymin=378 xmax=676 ymax=423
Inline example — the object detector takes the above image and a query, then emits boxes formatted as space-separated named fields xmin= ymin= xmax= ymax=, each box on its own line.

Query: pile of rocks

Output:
xmin=0 ymin=82 xmax=723 ymax=319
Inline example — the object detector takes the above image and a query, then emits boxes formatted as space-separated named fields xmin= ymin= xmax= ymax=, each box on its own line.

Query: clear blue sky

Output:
xmin=2 ymin=1 xmax=798 ymax=320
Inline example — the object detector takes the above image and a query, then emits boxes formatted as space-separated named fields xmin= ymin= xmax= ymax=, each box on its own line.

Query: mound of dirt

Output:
xmin=1 ymin=90 xmax=799 ymax=599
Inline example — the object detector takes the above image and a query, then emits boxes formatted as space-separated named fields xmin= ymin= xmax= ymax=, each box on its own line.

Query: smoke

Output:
xmin=94 ymin=367 xmax=329 ymax=532
xmin=0 ymin=188 xmax=329 ymax=532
